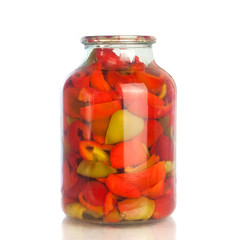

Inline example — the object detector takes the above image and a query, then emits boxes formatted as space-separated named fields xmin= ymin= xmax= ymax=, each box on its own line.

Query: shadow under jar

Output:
xmin=61 ymin=35 xmax=176 ymax=224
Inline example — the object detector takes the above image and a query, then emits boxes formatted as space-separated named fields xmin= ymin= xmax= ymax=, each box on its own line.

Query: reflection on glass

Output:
xmin=62 ymin=216 xmax=176 ymax=240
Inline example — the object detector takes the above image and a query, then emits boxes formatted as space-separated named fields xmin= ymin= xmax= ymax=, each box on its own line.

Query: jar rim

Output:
xmin=81 ymin=35 xmax=156 ymax=45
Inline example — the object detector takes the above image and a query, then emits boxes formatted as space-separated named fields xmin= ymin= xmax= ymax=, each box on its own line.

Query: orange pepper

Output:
xmin=103 ymin=208 xmax=123 ymax=223
xmin=92 ymin=134 xmax=105 ymax=144
xmin=79 ymin=140 xmax=109 ymax=164
xmin=133 ymin=71 xmax=165 ymax=94
xmin=96 ymin=178 xmax=107 ymax=183
xmin=91 ymin=117 xmax=111 ymax=143
xmin=117 ymin=161 xmax=166 ymax=191
xmin=105 ymin=174 xmax=141 ymax=198
xmin=79 ymin=100 xmax=122 ymax=121
xmin=124 ymin=154 xmax=159 ymax=173
xmin=89 ymin=62 xmax=111 ymax=91
xmin=141 ymin=180 xmax=165 ymax=199
xmin=110 ymin=138 xmax=148 ymax=169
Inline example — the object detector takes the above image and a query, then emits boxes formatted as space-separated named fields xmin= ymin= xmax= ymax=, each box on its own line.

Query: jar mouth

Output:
xmin=81 ymin=35 xmax=156 ymax=45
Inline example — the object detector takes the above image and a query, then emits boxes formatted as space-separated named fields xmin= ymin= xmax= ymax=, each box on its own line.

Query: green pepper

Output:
xmin=77 ymin=160 xmax=117 ymax=178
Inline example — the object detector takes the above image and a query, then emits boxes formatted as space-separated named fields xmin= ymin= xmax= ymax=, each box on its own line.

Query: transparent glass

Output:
xmin=61 ymin=35 xmax=176 ymax=224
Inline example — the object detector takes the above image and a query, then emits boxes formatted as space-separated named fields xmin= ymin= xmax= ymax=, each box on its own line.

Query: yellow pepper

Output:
xmin=65 ymin=202 xmax=87 ymax=220
xmin=105 ymin=110 xmax=144 ymax=144
xmin=77 ymin=160 xmax=117 ymax=178
xmin=118 ymin=197 xmax=155 ymax=221
xmin=158 ymin=83 xmax=167 ymax=99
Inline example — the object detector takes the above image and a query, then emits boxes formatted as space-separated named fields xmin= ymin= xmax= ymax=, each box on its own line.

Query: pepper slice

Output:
xmin=77 ymin=160 xmax=117 ymax=178
xmin=106 ymin=71 xmax=134 ymax=88
xmin=152 ymin=194 xmax=175 ymax=219
xmin=137 ymin=119 xmax=163 ymax=148
xmin=117 ymin=161 xmax=166 ymax=191
xmin=65 ymin=120 xmax=91 ymax=152
xmin=105 ymin=109 xmax=144 ymax=145
xmin=141 ymin=180 xmax=165 ymax=199
xmin=118 ymin=197 xmax=155 ymax=221
xmin=103 ymin=208 xmax=123 ymax=223
xmin=133 ymin=71 xmax=165 ymax=94
xmin=151 ymin=134 xmax=174 ymax=161
xmin=71 ymin=71 xmax=90 ymax=89
xmin=96 ymin=48 xmax=129 ymax=69
xmin=105 ymin=174 xmax=141 ymax=199
xmin=104 ymin=192 xmax=117 ymax=216
xmin=89 ymin=62 xmax=111 ymax=91
xmin=124 ymin=154 xmax=159 ymax=173
xmin=79 ymin=140 xmax=110 ymax=165
xmin=78 ymin=192 xmax=104 ymax=218
xmin=63 ymin=87 xmax=86 ymax=119
xmin=91 ymin=117 xmax=111 ymax=143
xmin=79 ymin=100 xmax=122 ymax=121
xmin=81 ymin=181 xmax=108 ymax=206
xmin=65 ymin=202 xmax=87 ymax=220
xmin=110 ymin=138 xmax=148 ymax=169
xmin=78 ymin=87 xmax=113 ymax=104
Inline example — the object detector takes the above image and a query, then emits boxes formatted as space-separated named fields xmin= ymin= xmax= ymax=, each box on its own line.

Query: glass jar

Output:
xmin=61 ymin=35 xmax=176 ymax=224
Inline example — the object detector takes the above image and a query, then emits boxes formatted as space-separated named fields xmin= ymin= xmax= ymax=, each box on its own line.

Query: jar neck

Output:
xmin=83 ymin=44 xmax=155 ymax=66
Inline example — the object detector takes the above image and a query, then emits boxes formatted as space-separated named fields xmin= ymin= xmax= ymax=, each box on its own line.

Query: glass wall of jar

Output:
xmin=61 ymin=35 xmax=176 ymax=224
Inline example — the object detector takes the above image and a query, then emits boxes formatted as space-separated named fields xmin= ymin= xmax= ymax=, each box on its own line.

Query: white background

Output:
xmin=0 ymin=0 xmax=240 ymax=239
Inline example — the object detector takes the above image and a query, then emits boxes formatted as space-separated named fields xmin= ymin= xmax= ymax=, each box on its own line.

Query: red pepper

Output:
xmin=63 ymin=114 xmax=69 ymax=134
xmin=62 ymin=161 xmax=87 ymax=200
xmin=105 ymin=174 xmax=141 ymax=198
xmin=62 ymin=197 xmax=76 ymax=207
xmin=78 ymin=87 xmax=113 ymax=104
xmin=89 ymin=62 xmax=111 ymax=91
xmin=117 ymin=83 xmax=170 ymax=119
xmin=151 ymin=134 xmax=174 ymax=161
xmin=67 ymin=152 xmax=81 ymax=170
xmin=128 ymin=99 xmax=173 ymax=119
xmin=79 ymin=140 xmax=107 ymax=161
xmin=65 ymin=120 xmax=90 ymax=152
xmin=63 ymin=87 xmax=86 ymax=119
xmin=78 ymin=192 xmax=104 ymax=218
xmin=133 ymin=71 xmax=165 ymax=94
xmin=152 ymin=194 xmax=175 ymax=219
xmin=96 ymin=48 xmax=128 ymax=69
xmin=62 ymin=178 xmax=86 ymax=200
xmin=117 ymin=161 xmax=166 ymax=191
xmin=106 ymin=71 xmax=134 ymax=89
xmin=81 ymin=181 xmax=108 ymax=206
xmin=110 ymin=138 xmax=148 ymax=169
xmin=104 ymin=192 xmax=116 ymax=216
xmin=62 ymin=161 xmax=79 ymax=192
xmin=71 ymin=70 xmax=90 ymax=89
xmin=137 ymin=119 xmax=163 ymax=147
xmin=79 ymin=100 xmax=122 ymax=121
